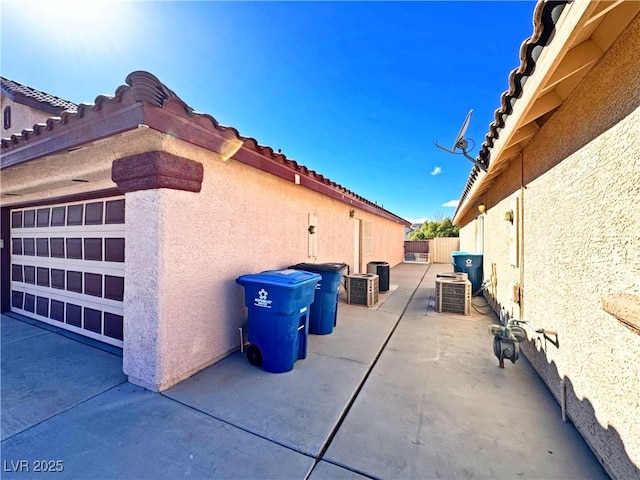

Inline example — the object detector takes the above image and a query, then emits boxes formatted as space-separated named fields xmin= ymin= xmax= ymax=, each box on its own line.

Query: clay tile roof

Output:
xmin=0 ymin=71 xmax=409 ymax=225
xmin=455 ymin=0 xmax=568 ymax=215
xmin=1 ymin=76 xmax=78 ymax=114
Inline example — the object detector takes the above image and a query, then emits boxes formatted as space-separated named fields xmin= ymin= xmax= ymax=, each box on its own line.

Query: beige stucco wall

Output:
xmin=458 ymin=220 xmax=475 ymax=253
xmin=0 ymin=95 xmax=56 ymax=135
xmin=460 ymin=16 xmax=640 ymax=480
xmin=123 ymin=136 xmax=405 ymax=390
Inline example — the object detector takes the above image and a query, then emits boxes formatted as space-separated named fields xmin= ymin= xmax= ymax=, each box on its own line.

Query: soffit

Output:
xmin=454 ymin=0 xmax=640 ymax=225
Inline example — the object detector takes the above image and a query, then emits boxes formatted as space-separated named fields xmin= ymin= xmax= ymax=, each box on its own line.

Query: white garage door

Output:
xmin=10 ymin=197 xmax=125 ymax=347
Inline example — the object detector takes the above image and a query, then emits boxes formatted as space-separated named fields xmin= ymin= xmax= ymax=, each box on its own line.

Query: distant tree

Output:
xmin=409 ymin=217 xmax=459 ymax=240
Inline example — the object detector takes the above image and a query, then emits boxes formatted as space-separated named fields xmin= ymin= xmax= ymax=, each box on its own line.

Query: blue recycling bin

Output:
xmin=451 ymin=252 xmax=484 ymax=296
xmin=236 ymin=269 xmax=321 ymax=373
xmin=289 ymin=263 xmax=347 ymax=335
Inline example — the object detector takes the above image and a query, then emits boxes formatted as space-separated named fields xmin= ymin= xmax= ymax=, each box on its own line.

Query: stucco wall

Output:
xmin=0 ymin=128 xmax=163 ymax=205
xmin=458 ymin=220 xmax=475 ymax=253
xmin=460 ymin=16 xmax=640 ymax=479
xmin=0 ymin=96 xmax=54 ymax=135
xmin=122 ymin=136 xmax=405 ymax=390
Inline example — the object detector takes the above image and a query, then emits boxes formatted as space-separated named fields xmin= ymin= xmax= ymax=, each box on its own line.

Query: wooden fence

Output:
xmin=404 ymin=237 xmax=460 ymax=263
xmin=430 ymin=237 xmax=460 ymax=263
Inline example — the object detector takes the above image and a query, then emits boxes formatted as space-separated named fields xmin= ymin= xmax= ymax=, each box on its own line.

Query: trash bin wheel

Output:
xmin=246 ymin=344 xmax=263 ymax=366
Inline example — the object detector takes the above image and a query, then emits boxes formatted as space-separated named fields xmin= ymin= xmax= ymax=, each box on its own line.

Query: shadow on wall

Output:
xmin=485 ymin=294 xmax=639 ymax=479
xmin=521 ymin=343 xmax=639 ymax=480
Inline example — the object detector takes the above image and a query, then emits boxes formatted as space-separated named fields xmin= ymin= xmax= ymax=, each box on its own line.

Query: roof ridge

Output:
xmin=1 ymin=72 xmax=409 ymax=225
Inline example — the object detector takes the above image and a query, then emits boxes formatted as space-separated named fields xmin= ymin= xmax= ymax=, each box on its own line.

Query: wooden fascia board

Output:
xmin=453 ymin=169 xmax=487 ymax=225
xmin=143 ymin=105 xmax=409 ymax=226
xmin=584 ymin=0 xmax=625 ymax=27
xmin=490 ymin=144 xmax=524 ymax=171
xmin=521 ymin=90 xmax=563 ymax=125
xmin=1 ymin=103 xmax=144 ymax=169
xmin=591 ymin=1 xmax=640 ymax=52
xmin=7 ymin=92 xmax=68 ymax=116
xmin=505 ymin=122 xmax=539 ymax=150
xmin=540 ymin=40 xmax=603 ymax=96
xmin=455 ymin=1 xmax=597 ymax=225
xmin=486 ymin=1 xmax=598 ymax=161
xmin=237 ymin=145 xmax=409 ymax=225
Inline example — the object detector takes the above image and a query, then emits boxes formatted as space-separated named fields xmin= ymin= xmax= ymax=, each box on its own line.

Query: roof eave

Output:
xmin=454 ymin=0 xmax=638 ymax=225
xmin=1 ymin=71 xmax=411 ymax=227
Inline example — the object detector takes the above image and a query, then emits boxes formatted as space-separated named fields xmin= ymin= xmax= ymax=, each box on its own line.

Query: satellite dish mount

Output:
xmin=434 ymin=109 xmax=487 ymax=171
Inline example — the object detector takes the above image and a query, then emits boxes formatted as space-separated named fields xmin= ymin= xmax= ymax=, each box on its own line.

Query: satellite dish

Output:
xmin=434 ymin=109 xmax=487 ymax=171
xmin=452 ymin=109 xmax=473 ymax=151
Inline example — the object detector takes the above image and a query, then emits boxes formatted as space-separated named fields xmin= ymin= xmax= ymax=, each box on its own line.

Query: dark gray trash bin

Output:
xmin=367 ymin=261 xmax=390 ymax=292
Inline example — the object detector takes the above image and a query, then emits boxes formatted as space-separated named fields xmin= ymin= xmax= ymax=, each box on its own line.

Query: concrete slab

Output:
xmin=1 ymin=315 xmax=50 ymax=346
xmin=165 ymin=348 xmax=369 ymax=458
xmin=164 ymin=276 xmax=421 ymax=460
xmin=308 ymin=460 xmax=371 ymax=479
xmin=310 ymin=304 xmax=398 ymax=365
xmin=1 ymin=383 xmax=314 ymax=479
xmin=376 ymin=288 xmax=413 ymax=315
xmin=0 ymin=263 xmax=608 ymax=479
xmin=1 ymin=318 xmax=126 ymax=441
xmin=324 ymin=279 xmax=609 ymax=479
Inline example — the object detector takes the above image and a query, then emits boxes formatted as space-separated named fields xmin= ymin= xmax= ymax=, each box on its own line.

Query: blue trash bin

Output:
xmin=451 ymin=252 xmax=484 ymax=296
xmin=289 ymin=263 xmax=347 ymax=335
xmin=236 ymin=269 xmax=321 ymax=373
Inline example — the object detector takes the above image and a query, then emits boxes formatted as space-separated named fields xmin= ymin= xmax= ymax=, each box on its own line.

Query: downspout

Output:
xmin=519 ymin=152 xmax=525 ymax=321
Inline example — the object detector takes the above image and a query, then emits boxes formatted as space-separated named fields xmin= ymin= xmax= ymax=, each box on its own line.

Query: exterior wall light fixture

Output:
xmin=478 ymin=203 xmax=486 ymax=214
xmin=349 ymin=209 xmax=355 ymax=218
xmin=504 ymin=210 xmax=514 ymax=223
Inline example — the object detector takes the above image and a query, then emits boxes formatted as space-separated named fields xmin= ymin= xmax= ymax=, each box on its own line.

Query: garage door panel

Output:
xmin=10 ymin=197 xmax=125 ymax=348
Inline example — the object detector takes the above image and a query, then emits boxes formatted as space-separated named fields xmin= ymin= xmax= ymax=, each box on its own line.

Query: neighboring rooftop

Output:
xmin=1 ymin=76 xmax=78 ymax=115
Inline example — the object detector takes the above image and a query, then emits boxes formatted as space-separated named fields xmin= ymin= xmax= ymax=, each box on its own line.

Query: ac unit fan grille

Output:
xmin=435 ymin=277 xmax=471 ymax=315
xmin=346 ymin=274 xmax=379 ymax=306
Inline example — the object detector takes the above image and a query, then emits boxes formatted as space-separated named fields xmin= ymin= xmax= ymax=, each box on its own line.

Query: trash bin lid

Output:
xmin=236 ymin=269 xmax=321 ymax=288
xmin=290 ymin=262 xmax=347 ymax=272
xmin=367 ymin=261 xmax=389 ymax=267
xmin=451 ymin=251 xmax=483 ymax=258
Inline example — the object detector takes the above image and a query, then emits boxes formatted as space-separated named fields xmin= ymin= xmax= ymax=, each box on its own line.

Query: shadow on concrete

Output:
xmin=485 ymin=294 xmax=639 ymax=480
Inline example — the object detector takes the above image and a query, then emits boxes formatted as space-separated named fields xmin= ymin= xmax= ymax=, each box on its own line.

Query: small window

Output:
xmin=3 ymin=106 xmax=11 ymax=130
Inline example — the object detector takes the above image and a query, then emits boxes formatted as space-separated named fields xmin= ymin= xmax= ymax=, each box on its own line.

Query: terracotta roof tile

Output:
xmin=456 ymin=0 xmax=568 ymax=214
xmin=1 ymin=71 xmax=409 ymax=225
xmin=1 ymin=76 xmax=78 ymax=113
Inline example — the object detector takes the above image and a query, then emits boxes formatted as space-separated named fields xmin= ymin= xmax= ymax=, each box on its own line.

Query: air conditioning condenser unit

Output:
xmin=346 ymin=273 xmax=379 ymax=307
xmin=435 ymin=276 xmax=471 ymax=315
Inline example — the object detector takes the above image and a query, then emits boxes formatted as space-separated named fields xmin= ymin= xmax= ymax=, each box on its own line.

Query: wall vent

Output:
xmin=346 ymin=273 xmax=379 ymax=306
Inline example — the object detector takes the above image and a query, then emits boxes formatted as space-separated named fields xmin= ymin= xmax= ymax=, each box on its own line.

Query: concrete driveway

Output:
xmin=1 ymin=263 xmax=608 ymax=479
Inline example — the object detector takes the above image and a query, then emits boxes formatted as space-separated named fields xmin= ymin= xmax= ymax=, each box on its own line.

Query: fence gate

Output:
xmin=404 ymin=240 xmax=429 ymax=262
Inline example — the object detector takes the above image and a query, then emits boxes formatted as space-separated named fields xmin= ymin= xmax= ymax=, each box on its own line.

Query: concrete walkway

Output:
xmin=1 ymin=263 xmax=608 ymax=479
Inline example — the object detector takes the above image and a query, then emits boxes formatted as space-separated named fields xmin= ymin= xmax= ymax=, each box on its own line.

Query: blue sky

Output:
xmin=1 ymin=1 xmax=537 ymax=223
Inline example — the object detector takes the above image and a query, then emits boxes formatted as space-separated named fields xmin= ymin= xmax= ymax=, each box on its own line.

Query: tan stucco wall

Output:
xmin=123 ymin=136 xmax=405 ymax=390
xmin=460 ymin=17 xmax=640 ymax=480
xmin=0 ymin=95 xmax=56 ymax=135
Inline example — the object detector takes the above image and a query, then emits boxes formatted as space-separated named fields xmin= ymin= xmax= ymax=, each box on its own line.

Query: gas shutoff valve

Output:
xmin=489 ymin=309 xmax=527 ymax=368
